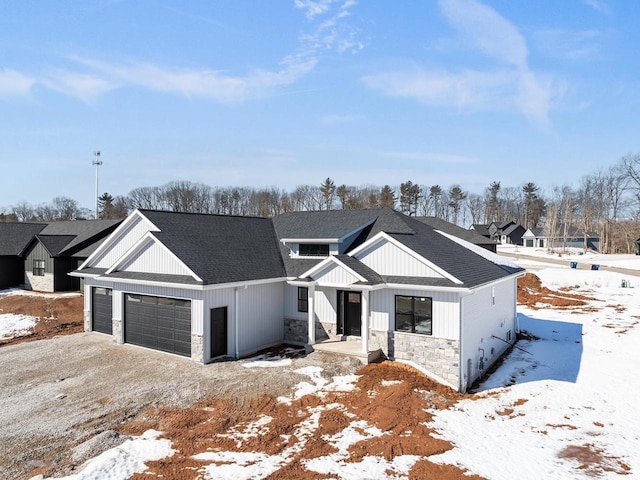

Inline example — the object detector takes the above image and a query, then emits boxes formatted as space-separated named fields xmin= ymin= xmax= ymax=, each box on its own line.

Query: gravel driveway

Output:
xmin=0 ymin=332 xmax=360 ymax=479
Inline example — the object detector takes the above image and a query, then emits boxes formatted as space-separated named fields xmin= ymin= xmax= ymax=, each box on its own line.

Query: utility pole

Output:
xmin=92 ymin=151 xmax=102 ymax=219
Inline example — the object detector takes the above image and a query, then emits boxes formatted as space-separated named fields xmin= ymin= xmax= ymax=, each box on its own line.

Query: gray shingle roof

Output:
xmin=0 ymin=222 xmax=47 ymax=256
xmin=415 ymin=217 xmax=497 ymax=247
xmin=333 ymin=255 xmax=384 ymax=284
xmin=387 ymin=213 xmax=523 ymax=288
xmin=106 ymin=271 xmax=202 ymax=285
xmin=470 ymin=224 xmax=491 ymax=237
xmin=140 ymin=210 xmax=286 ymax=285
xmin=41 ymin=219 xmax=122 ymax=255
xmin=36 ymin=235 xmax=77 ymax=256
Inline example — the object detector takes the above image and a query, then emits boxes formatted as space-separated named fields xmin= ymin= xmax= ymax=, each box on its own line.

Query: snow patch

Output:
xmin=0 ymin=313 xmax=37 ymax=339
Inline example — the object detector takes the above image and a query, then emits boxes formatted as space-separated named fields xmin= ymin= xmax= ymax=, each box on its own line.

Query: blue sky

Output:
xmin=1 ymin=0 xmax=638 ymax=210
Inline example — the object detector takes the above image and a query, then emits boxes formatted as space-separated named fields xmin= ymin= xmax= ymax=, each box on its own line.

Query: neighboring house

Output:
xmin=499 ymin=223 xmax=526 ymax=246
xmin=469 ymin=224 xmax=491 ymax=239
xmin=522 ymin=228 xmax=545 ymax=248
xmin=522 ymin=225 xmax=600 ymax=251
xmin=0 ymin=222 xmax=47 ymax=289
xmin=416 ymin=217 xmax=498 ymax=253
xmin=21 ymin=219 xmax=122 ymax=292
xmin=636 ymin=237 xmax=640 ymax=255
xmin=73 ymin=208 xmax=524 ymax=392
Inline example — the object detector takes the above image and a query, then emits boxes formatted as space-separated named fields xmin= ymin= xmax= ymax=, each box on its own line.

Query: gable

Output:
xmin=113 ymin=238 xmax=194 ymax=277
xmin=309 ymin=261 xmax=362 ymax=285
xmin=86 ymin=214 xmax=158 ymax=269
xmin=353 ymin=236 xmax=445 ymax=279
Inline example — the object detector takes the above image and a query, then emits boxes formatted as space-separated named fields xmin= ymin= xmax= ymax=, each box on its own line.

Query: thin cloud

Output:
xmin=583 ymin=0 xmax=612 ymax=15
xmin=0 ymin=69 xmax=35 ymax=97
xmin=380 ymin=150 xmax=477 ymax=165
xmin=533 ymin=28 xmax=606 ymax=61
xmin=294 ymin=0 xmax=337 ymax=20
xmin=42 ymin=70 xmax=117 ymax=102
xmin=364 ymin=0 xmax=555 ymax=128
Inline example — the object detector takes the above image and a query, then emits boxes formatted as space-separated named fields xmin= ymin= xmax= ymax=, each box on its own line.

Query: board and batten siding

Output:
xmin=236 ymin=282 xmax=284 ymax=356
xmin=370 ymin=288 xmax=460 ymax=339
xmin=119 ymin=240 xmax=192 ymax=276
xmin=91 ymin=216 xmax=155 ymax=269
xmin=461 ymin=277 xmax=517 ymax=386
xmin=314 ymin=286 xmax=338 ymax=325
xmin=284 ymin=285 xmax=306 ymax=320
xmin=24 ymin=242 xmax=53 ymax=273
xmin=355 ymin=240 xmax=443 ymax=278
xmin=312 ymin=262 xmax=360 ymax=285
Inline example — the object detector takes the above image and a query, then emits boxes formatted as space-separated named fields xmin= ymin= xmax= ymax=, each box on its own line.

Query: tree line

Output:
xmin=2 ymin=155 xmax=639 ymax=254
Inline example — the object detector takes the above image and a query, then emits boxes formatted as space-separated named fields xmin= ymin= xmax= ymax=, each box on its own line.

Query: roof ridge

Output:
xmin=140 ymin=209 xmax=270 ymax=220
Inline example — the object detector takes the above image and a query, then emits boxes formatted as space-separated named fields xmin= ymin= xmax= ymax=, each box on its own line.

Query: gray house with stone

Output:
xmin=0 ymin=222 xmax=47 ymax=289
xmin=21 ymin=219 xmax=122 ymax=292
xmin=72 ymin=208 xmax=524 ymax=392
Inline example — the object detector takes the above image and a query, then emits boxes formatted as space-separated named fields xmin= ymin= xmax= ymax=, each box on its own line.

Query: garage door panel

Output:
xmin=124 ymin=294 xmax=191 ymax=357
xmin=92 ymin=287 xmax=113 ymax=334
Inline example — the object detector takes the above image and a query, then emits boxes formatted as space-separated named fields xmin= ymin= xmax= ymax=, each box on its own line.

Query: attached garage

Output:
xmin=124 ymin=293 xmax=191 ymax=357
xmin=92 ymin=287 xmax=113 ymax=334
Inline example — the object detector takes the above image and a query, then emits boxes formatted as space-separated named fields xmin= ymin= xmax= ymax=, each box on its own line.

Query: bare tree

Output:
xmin=11 ymin=201 xmax=35 ymax=222
xmin=448 ymin=185 xmax=467 ymax=226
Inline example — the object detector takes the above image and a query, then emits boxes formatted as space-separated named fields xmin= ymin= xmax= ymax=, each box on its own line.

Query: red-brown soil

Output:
xmin=122 ymin=361 xmax=485 ymax=480
xmin=517 ymin=273 xmax=598 ymax=310
xmin=0 ymin=292 xmax=84 ymax=346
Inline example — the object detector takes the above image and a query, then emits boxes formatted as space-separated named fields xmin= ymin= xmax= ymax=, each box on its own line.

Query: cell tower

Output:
xmin=92 ymin=151 xmax=102 ymax=219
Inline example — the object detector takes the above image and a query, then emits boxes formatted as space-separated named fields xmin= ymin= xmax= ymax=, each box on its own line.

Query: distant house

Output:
xmin=0 ymin=219 xmax=122 ymax=292
xmin=470 ymin=221 xmax=525 ymax=246
xmin=636 ymin=237 xmax=640 ymax=255
xmin=416 ymin=217 xmax=498 ymax=253
xmin=0 ymin=222 xmax=47 ymax=289
xmin=522 ymin=225 xmax=600 ymax=252
xmin=73 ymin=208 xmax=524 ymax=392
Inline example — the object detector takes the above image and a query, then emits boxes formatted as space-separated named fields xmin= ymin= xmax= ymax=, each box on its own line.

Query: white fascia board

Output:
xmin=78 ymin=210 xmax=159 ymax=270
xmin=202 ymin=277 xmax=288 ymax=290
xmin=280 ymin=238 xmax=339 ymax=243
xmin=68 ymin=271 xmax=100 ymax=278
xmin=93 ymin=275 xmax=204 ymax=291
xmin=298 ymin=256 xmax=367 ymax=283
xmin=349 ymin=231 xmax=463 ymax=285
xmin=105 ymin=231 xmax=203 ymax=283
xmin=384 ymin=283 xmax=470 ymax=294
xmin=469 ymin=271 xmax=526 ymax=290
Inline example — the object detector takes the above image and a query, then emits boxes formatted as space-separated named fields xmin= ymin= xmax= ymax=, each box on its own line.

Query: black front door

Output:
xmin=210 ymin=307 xmax=228 ymax=359
xmin=337 ymin=290 xmax=362 ymax=336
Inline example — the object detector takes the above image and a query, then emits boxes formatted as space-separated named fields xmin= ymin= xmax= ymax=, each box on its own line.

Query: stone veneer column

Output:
xmin=84 ymin=310 xmax=91 ymax=331
xmin=191 ymin=333 xmax=204 ymax=363
xmin=112 ymin=318 xmax=124 ymax=344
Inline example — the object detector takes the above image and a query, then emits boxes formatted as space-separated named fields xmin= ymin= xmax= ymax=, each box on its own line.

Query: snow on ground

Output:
xmin=0 ymin=288 xmax=81 ymax=298
xmin=499 ymin=245 xmax=640 ymax=270
xmin=428 ymin=266 xmax=640 ymax=480
xmin=0 ymin=313 xmax=37 ymax=339
xmin=32 ymin=430 xmax=175 ymax=480
xmin=277 ymin=366 xmax=360 ymax=404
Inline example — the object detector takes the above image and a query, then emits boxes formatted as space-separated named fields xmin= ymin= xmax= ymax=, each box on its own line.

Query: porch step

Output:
xmin=311 ymin=341 xmax=384 ymax=364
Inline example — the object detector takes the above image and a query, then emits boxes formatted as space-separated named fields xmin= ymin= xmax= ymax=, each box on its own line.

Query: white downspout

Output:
xmin=308 ymin=284 xmax=316 ymax=345
xmin=361 ymin=290 xmax=369 ymax=354
xmin=234 ymin=287 xmax=240 ymax=358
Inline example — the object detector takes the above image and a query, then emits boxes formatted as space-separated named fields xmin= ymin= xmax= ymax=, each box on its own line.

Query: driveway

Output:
xmin=0 ymin=332 xmax=360 ymax=479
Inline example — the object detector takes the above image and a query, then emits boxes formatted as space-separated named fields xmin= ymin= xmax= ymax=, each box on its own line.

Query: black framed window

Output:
xmin=299 ymin=244 xmax=329 ymax=256
xmin=298 ymin=287 xmax=309 ymax=312
xmin=395 ymin=295 xmax=432 ymax=335
xmin=33 ymin=259 xmax=45 ymax=276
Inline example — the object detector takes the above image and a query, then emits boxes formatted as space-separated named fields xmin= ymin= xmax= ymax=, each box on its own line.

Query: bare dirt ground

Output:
xmin=0 ymin=274 xmax=591 ymax=479
xmin=0 ymin=292 xmax=84 ymax=346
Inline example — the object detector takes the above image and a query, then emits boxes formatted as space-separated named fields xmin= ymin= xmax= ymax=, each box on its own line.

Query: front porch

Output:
xmin=311 ymin=338 xmax=384 ymax=365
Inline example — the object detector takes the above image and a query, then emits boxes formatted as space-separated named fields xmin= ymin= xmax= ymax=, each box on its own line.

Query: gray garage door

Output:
xmin=124 ymin=294 xmax=191 ymax=357
xmin=92 ymin=287 xmax=113 ymax=334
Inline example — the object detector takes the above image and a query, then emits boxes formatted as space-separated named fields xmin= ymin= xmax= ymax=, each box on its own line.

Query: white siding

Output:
xmin=236 ymin=282 xmax=284 ymax=356
xmin=284 ymin=285 xmax=306 ymax=320
xmin=202 ymin=287 xmax=236 ymax=360
xmin=119 ymin=240 xmax=192 ymax=276
xmin=315 ymin=286 xmax=337 ymax=325
xmin=311 ymin=262 xmax=359 ymax=285
xmin=355 ymin=240 xmax=443 ymax=278
xmin=461 ymin=278 xmax=518 ymax=387
xmin=370 ymin=288 xmax=460 ymax=339
xmin=91 ymin=217 xmax=155 ymax=269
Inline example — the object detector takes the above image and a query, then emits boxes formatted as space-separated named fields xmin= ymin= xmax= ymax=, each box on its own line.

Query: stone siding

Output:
xmin=368 ymin=330 xmax=390 ymax=357
xmin=284 ymin=318 xmax=336 ymax=344
xmin=391 ymin=332 xmax=459 ymax=386
xmin=84 ymin=310 xmax=91 ymax=331
xmin=113 ymin=318 xmax=123 ymax=344
xmin=191 ymin=333 xmax=204 ymax=363
xmin=24 ymin=272 xmax=54 ymax=292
